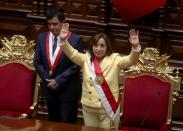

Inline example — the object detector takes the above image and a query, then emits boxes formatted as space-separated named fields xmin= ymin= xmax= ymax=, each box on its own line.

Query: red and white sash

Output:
xmin=89 ymin=57 xmax=120 ymax=120
xmin=46 ymin=32 xmax=72 ymax=73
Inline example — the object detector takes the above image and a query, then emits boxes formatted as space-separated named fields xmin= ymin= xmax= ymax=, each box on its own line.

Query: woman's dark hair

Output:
xmin=46 ymin=8 xmax=65 ymax=22
xmin=88 ymin=33 xmax=113 ymax=61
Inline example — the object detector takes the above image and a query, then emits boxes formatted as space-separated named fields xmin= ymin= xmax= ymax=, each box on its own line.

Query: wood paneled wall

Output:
xmin=0 ymin=0 xmax=182 ymax=130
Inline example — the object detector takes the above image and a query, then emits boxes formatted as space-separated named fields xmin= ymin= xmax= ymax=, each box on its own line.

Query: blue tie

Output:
xmin=52 ymin=37 xmax=57 ymax=55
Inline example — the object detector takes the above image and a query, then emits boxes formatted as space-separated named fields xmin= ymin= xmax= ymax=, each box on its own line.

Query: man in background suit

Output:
xmin=34 ymin=8 xmax=83 ymax=123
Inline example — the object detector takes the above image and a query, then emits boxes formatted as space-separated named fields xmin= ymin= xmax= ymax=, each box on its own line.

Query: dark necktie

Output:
xmin=52 ymin=37 xmax=57 ymax=55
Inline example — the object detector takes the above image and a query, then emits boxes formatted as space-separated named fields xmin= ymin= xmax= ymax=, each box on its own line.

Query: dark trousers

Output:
xmin=47 ymin=99 xmax=78 ymax=123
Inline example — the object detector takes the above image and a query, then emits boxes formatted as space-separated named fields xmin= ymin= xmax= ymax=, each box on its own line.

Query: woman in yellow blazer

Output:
xmin=59 ymin=23 xmax=141 ymax=129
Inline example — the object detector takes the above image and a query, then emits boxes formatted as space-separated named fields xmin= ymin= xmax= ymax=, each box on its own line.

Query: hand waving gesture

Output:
xmin=60 ymin=23 xmax=69 ymax=42
xmin=129 ymin=29 xmax=139 ymax=48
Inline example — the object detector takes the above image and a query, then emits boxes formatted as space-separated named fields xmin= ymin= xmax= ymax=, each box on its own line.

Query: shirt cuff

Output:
xmin=59 ymin=40 xmax=68 ymax=47
xmin=132 ymin=44 xmax=141 ymax=52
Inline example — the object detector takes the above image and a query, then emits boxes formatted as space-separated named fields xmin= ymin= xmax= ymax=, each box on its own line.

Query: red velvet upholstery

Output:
xmin=121 ymin=75 xmax=171 ymax=131
xmin=0 ymin=63 xmax=36 ymax=117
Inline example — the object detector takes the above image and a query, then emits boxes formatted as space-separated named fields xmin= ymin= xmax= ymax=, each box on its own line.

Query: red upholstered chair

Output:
xmin=0 ymin=35 xmax=39 ymax=119
xmin=120 ymin=48 xmax=181 ymax=131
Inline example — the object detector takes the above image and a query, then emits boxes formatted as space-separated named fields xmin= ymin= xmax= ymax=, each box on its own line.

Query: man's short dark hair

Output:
xmin=46 ymin=8 xmax=65 ymax=22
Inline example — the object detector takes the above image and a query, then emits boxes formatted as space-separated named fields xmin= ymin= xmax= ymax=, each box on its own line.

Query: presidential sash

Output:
xmin=46 ymin=32 xmax=72 ymax=75
xmin=89 ymin=57 xmax=120 ymax=120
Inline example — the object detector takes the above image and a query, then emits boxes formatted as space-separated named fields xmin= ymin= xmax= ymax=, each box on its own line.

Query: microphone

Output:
xmin=140 ymin=91 xmax=161 ymax=131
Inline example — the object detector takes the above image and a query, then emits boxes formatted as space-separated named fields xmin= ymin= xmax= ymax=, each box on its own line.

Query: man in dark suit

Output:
xmin=34 ymin=8 xmax=83 ymax=123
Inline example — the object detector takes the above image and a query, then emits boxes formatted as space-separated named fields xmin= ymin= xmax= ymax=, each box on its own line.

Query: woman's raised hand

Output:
xmin=129 ymin=29 xmax=139 ymax=48
xmin=60 ymin=23 xmax=69 ymax=42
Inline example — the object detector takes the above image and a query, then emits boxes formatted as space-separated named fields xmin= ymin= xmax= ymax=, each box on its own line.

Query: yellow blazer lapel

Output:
xmin=100 ymin=56 xmax=110 ymax=72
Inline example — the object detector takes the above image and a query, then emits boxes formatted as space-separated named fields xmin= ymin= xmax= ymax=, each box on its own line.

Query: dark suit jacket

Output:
xmin=34 ymin=32 xmax=83 ymax=101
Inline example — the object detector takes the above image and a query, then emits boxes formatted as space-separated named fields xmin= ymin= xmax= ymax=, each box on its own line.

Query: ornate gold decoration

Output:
xmin=121 ymin=47 xmax=181 ymax=91
xmin=0 ymin=35 xmax=35 ymax=66
xmin=137 ymin=48 xmax=171 ymax=73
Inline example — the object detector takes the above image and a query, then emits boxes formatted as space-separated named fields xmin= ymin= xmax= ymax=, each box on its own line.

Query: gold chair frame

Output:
xmin=120 ymin=47 xmax=181 ymax=126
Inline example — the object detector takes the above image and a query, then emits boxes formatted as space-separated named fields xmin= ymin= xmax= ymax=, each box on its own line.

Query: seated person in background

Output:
xmin=59 ymin=23 xmax=141 ymax=129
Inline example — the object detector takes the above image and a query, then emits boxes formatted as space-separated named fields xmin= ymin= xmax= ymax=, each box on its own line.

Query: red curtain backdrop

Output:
xmin=112 ymin=0 xmax=166 ymax=23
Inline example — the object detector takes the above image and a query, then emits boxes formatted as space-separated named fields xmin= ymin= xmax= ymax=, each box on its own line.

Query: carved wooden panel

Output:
xmin=165 ymin=0 xmax=183 ymax=30
xmin=162 ymin=32 xmax=183 ymax=67
xmin=0 ymin=0 xmax=33 ymax=12
xmin=172 ymin=96 xmax=183 ymax=130
xmin=57 ymin=0 xmax=101 ymax=22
